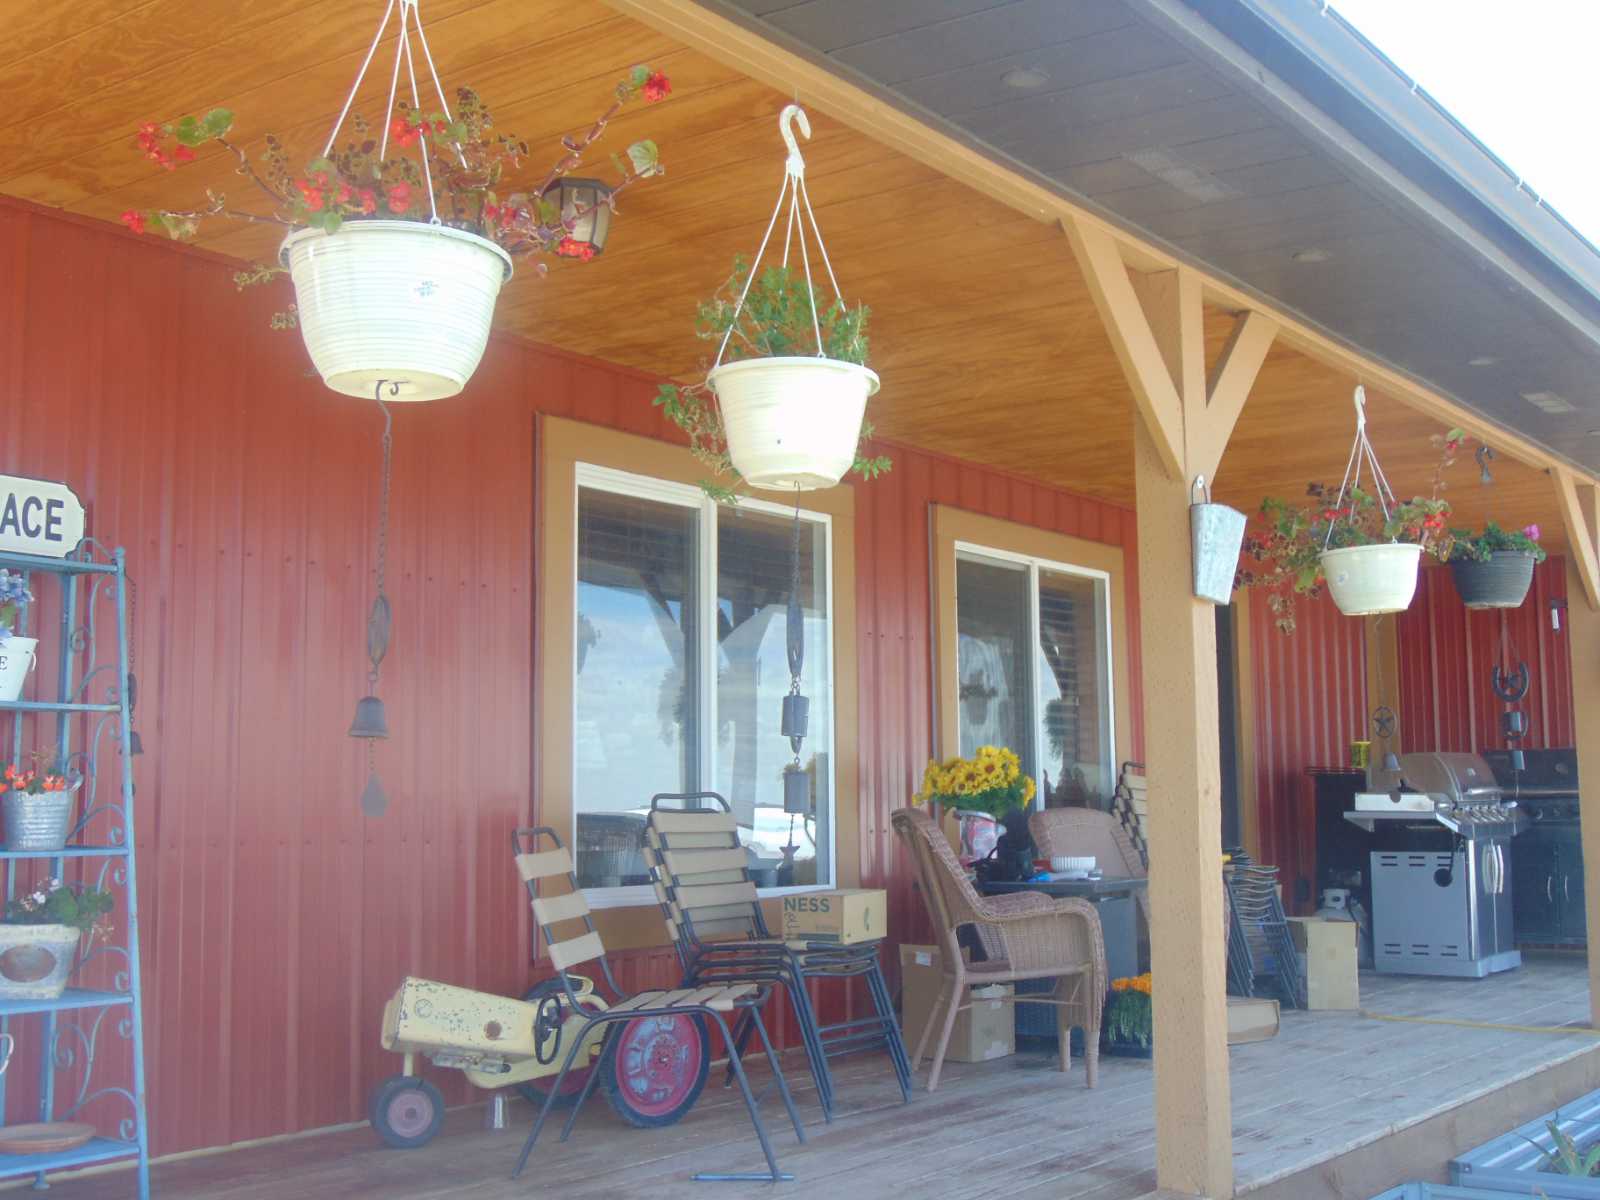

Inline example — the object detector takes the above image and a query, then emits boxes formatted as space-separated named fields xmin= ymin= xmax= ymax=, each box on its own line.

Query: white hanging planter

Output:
xmin=710 ymin=356 xmax=879 ymax=491
xmin=1320 ymin=543 xmax=1422 ymax=616
xmin=280 ymin=221 xmax=512 ymax=402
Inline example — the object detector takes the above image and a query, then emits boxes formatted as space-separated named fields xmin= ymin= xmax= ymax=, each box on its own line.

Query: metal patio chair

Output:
xmin=892 ymin=806 xmax=1105 ymax=1092
xmin=510 ymin=826 xmax=804 ymax=1184
xmin=643 ymin=792 xmax=912 ymax=1121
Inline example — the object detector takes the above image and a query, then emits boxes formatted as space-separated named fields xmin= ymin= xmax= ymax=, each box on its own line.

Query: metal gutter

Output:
xmin=1169 ymin=0 xmax=1600 ymax=328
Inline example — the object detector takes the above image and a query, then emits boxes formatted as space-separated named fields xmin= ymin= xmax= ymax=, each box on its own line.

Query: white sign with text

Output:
xmin=0 ymin=476 xmax=85 ymax=558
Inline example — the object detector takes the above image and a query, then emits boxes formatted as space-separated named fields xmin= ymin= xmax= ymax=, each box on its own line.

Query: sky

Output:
xmin=1331 ymin=1 xmax=1600 ymax=246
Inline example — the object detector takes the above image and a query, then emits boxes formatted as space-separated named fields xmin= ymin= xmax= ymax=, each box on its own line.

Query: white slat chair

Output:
xmin=509 ymin=826 xmax=804 ymax=1184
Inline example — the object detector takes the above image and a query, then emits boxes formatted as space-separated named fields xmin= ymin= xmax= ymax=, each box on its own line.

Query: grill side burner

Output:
xmin=1344 ymin=751 xmax=1524 ymax=978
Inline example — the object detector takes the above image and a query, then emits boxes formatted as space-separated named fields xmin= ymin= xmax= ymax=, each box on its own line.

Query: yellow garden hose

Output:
xmin=1359 ymin=1010 xmax=1600 ymax=1037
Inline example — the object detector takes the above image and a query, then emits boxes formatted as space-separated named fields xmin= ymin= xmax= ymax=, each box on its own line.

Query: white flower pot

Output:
xmin=0 ymin=637 xmax=36 ymax=703
xmin=279 ymin=220 xmax=513 ymax=402
xmin=1319 ymin=543 xmax=1422 ymax=616
xmin=708 ymin=356 xmax=879 ymax=491
xmin=0 ymin=924 xmax=79 ymax=1000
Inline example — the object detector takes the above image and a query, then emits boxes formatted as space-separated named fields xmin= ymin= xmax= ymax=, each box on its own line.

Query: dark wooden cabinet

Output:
xmin=1512 ymin=825 xmax=1586 ymax=946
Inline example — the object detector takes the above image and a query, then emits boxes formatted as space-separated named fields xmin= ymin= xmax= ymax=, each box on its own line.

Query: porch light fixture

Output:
xmin=1290 ymin=247 xmax=1331 ymax=263
xmin=545 ymin=178 xmax=614 ymax=257
xmin=1468 ymin=356 xmax=1498 ymax=367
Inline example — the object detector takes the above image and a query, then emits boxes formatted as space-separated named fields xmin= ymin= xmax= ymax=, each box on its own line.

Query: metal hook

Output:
xmin=1352 ymin=384 xmax=1367 ymax=433
xmin=779 ymin=103 xmax=811 ymax=178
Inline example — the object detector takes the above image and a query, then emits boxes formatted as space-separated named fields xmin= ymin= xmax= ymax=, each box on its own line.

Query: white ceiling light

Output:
xmin=1521 ymin=390 xmax=1577 ymax=414
xmin=1290 ymin=248 xmax=1331 ymax=263
xmin=1468 ymin=355 xmax=1498 ymax=367
xmin=1001 ymin=66 xmax=1050 ymax=89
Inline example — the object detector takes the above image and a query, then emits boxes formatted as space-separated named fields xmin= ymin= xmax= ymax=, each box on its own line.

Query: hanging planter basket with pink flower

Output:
xmin=123 ymin=0 xmax=670 ymax=401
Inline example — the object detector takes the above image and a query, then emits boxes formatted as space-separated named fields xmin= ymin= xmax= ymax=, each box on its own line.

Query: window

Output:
xmin=955 ymin=543 xmax=1114 ymax=808
xmin=572 ymin=464 xmax=834 ymax=893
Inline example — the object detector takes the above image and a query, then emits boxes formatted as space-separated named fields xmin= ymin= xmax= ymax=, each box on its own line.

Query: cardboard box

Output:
xmin=781 ymin=888 xmax=887 ymax=944
xmin=898 ymin=944 xmax=1014 ymax=1063
xmin=1226 ymin=996 xmax=1280 ymax=1044
xmin=1288 ymin=916 xmax=1360 ymax=1011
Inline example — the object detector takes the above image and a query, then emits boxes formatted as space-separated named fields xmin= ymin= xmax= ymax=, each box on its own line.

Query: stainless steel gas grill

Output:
xmin=1344 ymin=751 xmax=1525 ymax=978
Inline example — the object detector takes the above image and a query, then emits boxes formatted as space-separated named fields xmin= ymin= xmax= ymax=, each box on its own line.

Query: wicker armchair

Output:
xmin=891 ymin=807 xmax=1105 ymax=1092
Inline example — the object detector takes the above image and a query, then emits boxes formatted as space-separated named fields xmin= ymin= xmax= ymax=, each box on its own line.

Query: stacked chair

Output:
xmin=1223 ymin=853 xmax=1306 ymax=1009
xmin=510 ymin=826 xmax=804 ymax=1183
xmin=643 ymin=792 xmax=912 ymax=1121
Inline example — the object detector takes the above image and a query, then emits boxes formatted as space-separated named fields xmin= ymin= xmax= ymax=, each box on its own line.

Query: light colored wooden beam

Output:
xmin=1198 ymin=310 xmax=1279 ymax=484
xmin=1554 ymin=468 xmax=1600 ymax=611
xmin=602 ymin=0 xmax=1598 ymax=487
xmin=1065 ymin=219 xmax=1186 ymax=478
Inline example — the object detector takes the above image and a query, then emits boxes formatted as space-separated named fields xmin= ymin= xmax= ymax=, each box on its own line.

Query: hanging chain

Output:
xmin=368 ymin=381 xmax=398 ymax=690
xmin=786 ymin=492 xmax=805 ymax=768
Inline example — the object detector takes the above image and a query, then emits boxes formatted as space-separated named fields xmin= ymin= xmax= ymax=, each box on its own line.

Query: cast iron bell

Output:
xmin=349 ymin=695 xmax=389 ymax=739
xmin=127 ymin=730 xmax=144 ymax=756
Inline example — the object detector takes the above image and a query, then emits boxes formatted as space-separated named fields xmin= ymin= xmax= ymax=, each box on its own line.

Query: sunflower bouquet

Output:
xmin=913 ymin=745 xmax=1036 ymax=818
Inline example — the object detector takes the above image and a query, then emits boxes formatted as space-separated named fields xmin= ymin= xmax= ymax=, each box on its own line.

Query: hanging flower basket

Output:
xmin=655 ymin=106 xmax=889 ymax=499
xmin=121 ymin=4 xmax=668 ymax=400
xmin=709 ymin=356 xmax=879 ymax=490
xmin=280 ymin=221 xmax=512 ymax=401
xmin=1450 ymin=550 xmax=1537 ymax=610
xmin=1320 ymin=543 xmax=1422 ymax=616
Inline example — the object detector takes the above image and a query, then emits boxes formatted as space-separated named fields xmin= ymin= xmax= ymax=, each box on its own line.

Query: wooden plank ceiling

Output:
xmin=0 ymin=0 xmax=1569 ymax=549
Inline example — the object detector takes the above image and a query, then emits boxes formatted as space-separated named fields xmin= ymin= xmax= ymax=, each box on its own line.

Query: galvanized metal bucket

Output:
xmin=1190 ymin=476 xmax=1247 ymax=604
xmin=3 ymin=785 xmax=78 ymax=852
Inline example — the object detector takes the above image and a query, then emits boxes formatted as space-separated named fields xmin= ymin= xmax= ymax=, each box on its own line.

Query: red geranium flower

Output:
xmin=119 ymin=210 xmax=146 ymax=235
xmin=386 ymin=182 xmax=413 ymax=214
xmin=556 ymin=236 xmax=595 ymax=261
xmin=359 ymin=188 xmax=377 ymax=216
xmin=643 ymin=71 xmax=671 ymax=103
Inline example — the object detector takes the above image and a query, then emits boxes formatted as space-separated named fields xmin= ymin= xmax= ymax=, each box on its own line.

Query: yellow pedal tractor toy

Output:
xmin=369 ymin=829 xmax=712 ymax=1148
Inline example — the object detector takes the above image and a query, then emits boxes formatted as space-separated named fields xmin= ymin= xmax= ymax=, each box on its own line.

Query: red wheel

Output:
xmin=369 ymin=1075 xmax=445 ymax=1149
xmin=601 ymin=1013 xmax=709 ymax=1127
xmin=514 ymin=981 xmax=598 ymax=1109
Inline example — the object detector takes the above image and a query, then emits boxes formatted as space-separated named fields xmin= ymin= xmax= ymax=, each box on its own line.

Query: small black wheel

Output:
xmin=369 ymin=1074 xmax=445 ymax=1149
xmin=601 ymin=1012 xmax=710 ymax=1128
xmin=513 ymin=980 xmax=597 ymax=1110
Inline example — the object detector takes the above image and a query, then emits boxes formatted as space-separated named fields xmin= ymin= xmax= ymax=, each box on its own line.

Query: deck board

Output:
xmin=41 ymin=955 xmax=1597 ymax=1199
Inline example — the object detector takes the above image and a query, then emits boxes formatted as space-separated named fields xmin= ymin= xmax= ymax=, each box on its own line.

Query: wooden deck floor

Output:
xmin=44 ymin=956 xmax=1600 ymax=1199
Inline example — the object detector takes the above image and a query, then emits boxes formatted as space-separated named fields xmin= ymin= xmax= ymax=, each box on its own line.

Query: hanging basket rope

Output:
xmin=1323 ymin=385 xmax=1400 ymax=550
xmin=713 ymin=105 xmax=845 ymax=370
xmin=701 ymin=105 xmax=880 ymax=493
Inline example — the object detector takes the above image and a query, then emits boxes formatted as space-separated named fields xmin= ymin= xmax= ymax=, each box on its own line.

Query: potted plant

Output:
xmin=1 ymin=757 xmax=82 ymax=852
xmin=1102 ymin=972 xmax=1153 ymax=1057
xmin=0 ymin=569 xmax=35 ymax=702
xmin=1237 ymin=485 xmax=1452 ymax=632
xmin=0 ymin=879 xmax=114 ymax=1000
xmin=654 ymin=258 xmax=891 ymax=499
xmin=1448 ymin=521 xmax=1546 ymax=609
xmin=913 ymin=745 xmax=1037 ymax=866
xmin=123 ymin=63 xmax=669 ymax=401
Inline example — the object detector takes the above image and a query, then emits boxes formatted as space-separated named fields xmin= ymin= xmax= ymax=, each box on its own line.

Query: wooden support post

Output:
xmin=1069 ymin=216 xmax=1276 ymax=1198
xmin=1554 ymin=468 xmax=1600 ymax=1023
xmin=1364 ymin=614 xmax=1401 ymax=764
xmin=1133 ymin=414 xmax=1235 ymax=1198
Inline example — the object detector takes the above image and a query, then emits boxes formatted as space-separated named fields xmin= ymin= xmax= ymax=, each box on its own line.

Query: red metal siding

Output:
xmin=1397 ymin=559 xmax=1575 ymax=753
xmin=0 ymin=200 xmax=1140 ymax=1155
xmin=1246 ymin=591 xmax=1369 ymax=910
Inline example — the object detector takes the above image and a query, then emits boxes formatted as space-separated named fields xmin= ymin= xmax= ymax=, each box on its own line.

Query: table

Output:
xmin=972 ymin=876 xmax=1152 ymax=1043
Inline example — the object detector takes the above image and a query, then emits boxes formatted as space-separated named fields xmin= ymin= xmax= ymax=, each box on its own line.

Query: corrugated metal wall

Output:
xmin=0 ymin=200 xmax=1141 ymax=1155
xmin=1397 ymin=558 xmax=1575 ymax=753
xmin=1245 ymin=591 xmax=1369 ymax=908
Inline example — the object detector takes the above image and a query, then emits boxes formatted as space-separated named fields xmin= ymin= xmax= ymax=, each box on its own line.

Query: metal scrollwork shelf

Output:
xmin=0 ymin=544 xmax=149 ymax=1198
